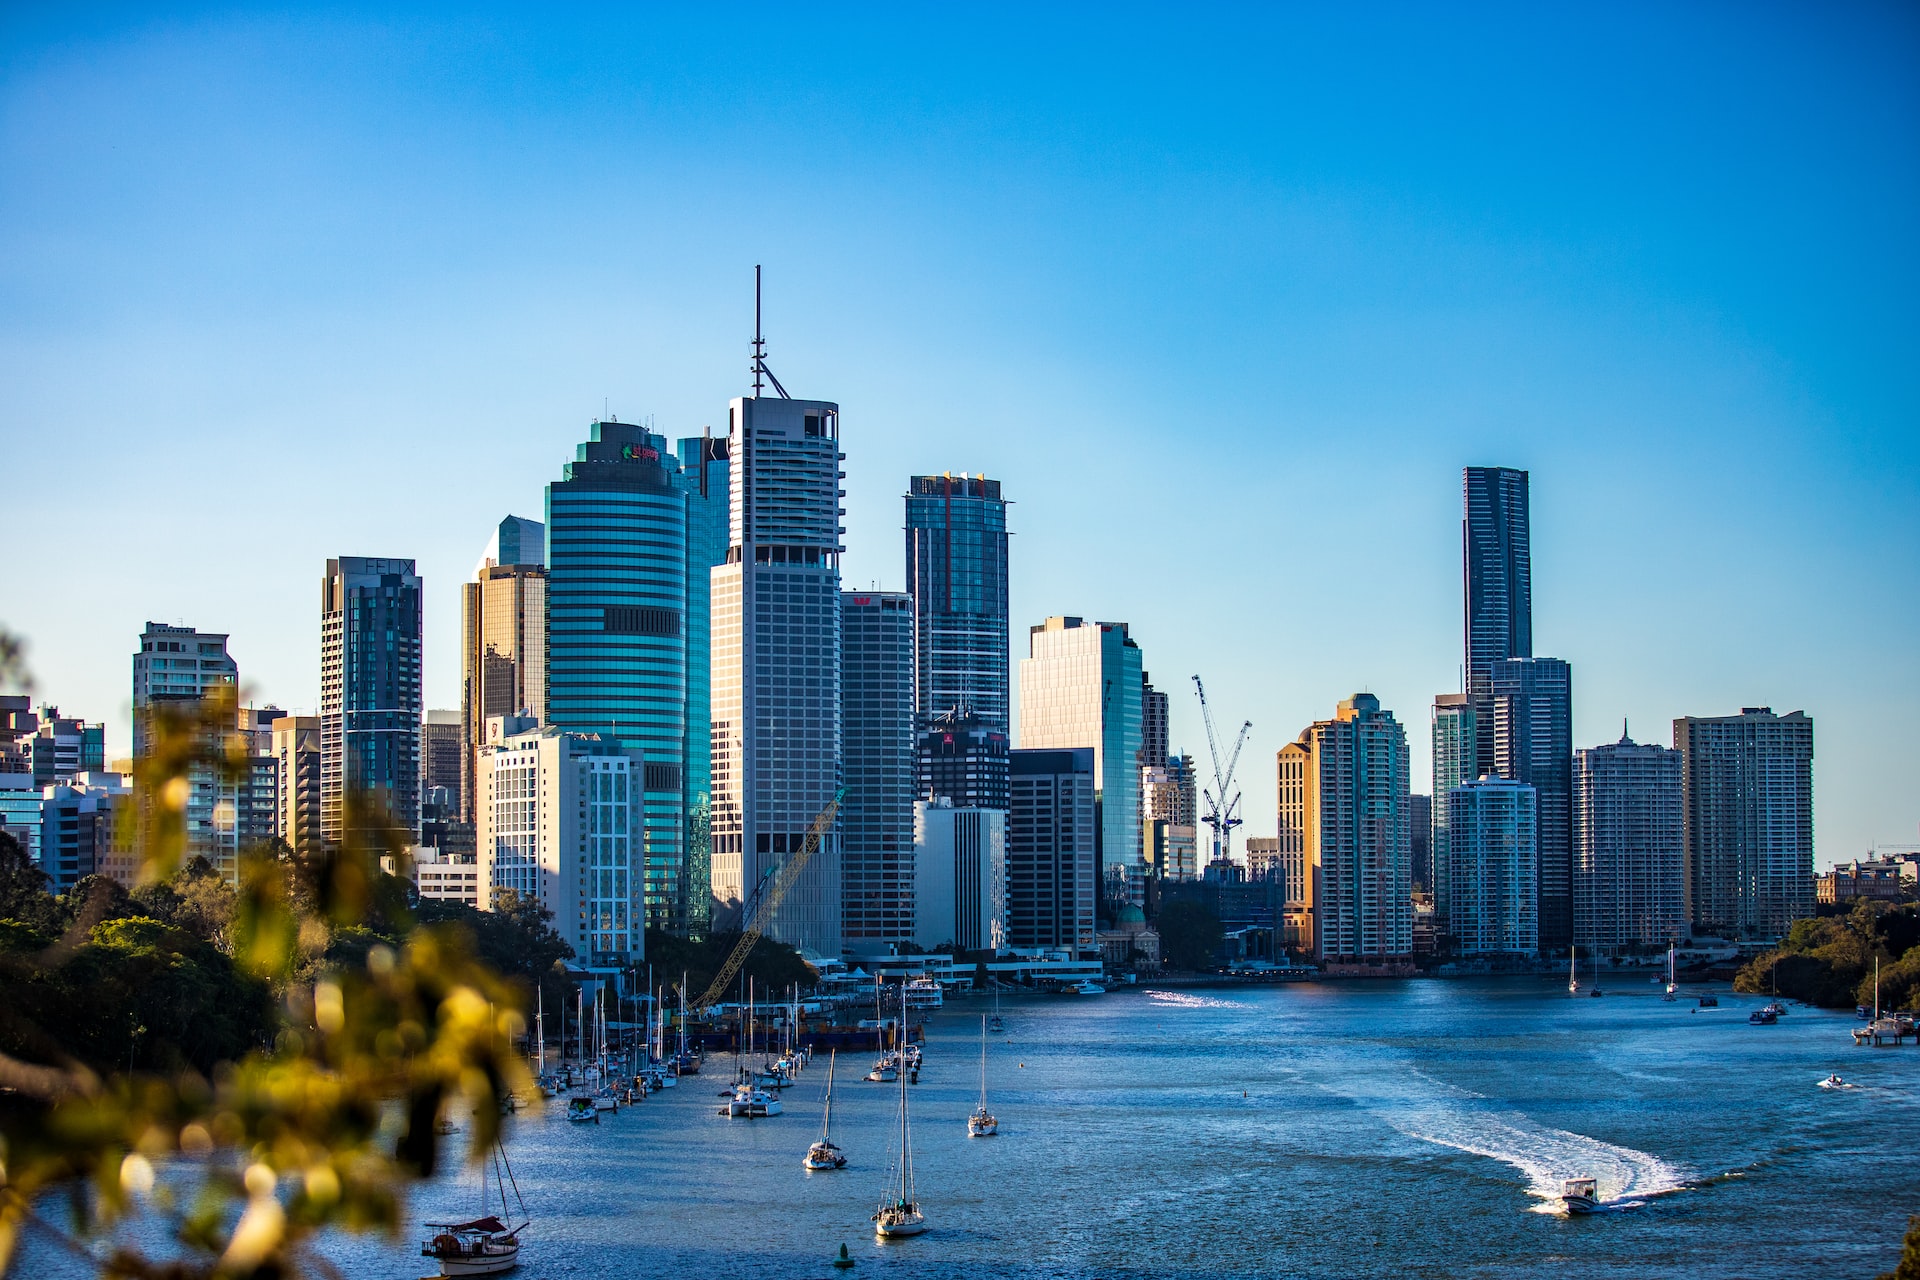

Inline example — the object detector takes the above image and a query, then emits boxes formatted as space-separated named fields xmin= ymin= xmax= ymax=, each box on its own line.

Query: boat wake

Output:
xmin=1145 ymin=991 xmax=1243 ymax=1010
xmin=1320 ymin=1067 xmax=1687 ymax=1213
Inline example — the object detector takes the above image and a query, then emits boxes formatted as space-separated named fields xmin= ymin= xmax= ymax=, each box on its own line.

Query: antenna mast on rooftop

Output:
xmin=751 ymin=264 xmax=790 ymax=399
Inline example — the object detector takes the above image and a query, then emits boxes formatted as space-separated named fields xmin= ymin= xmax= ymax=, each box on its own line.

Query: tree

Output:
xmin=1878 ymin=1214 xmax=1920 ymax=1280
xmin=0 ymin=830 xmax=59 ymax=934
xmin=0 ymin=680 xmax=532 ymax=1278
xmin=1157 ymin=901 xmax=1225 ymax=971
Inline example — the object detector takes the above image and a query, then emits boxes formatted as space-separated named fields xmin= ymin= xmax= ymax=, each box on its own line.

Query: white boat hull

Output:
xmin=434 ymin=1248 xmax=520 ymax=1276
xmin=874 ymin=1212 xmax=927 ymax=1238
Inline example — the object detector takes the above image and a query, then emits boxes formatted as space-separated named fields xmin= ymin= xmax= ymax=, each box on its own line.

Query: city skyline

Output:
xmin=3 ymin=6 xmax=1915 ymax=868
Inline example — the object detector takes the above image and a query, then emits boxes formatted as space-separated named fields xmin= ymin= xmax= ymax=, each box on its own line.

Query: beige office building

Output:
xmin=461 ymin=517 xmax=548 ymax=825
xmin=272 ymin=715 xmax=322 ymax=855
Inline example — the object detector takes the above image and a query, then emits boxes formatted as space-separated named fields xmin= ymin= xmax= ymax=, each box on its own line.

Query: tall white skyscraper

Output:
xmin=1018 ymin=616 xmax=1144 ymax=905
xmin=709 ymin=394 xmax=846 ymax=958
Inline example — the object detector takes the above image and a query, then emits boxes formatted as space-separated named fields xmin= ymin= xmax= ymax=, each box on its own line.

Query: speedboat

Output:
xmin=1818 ymin=1073 xmax=1850 ymax=1089
xmin=1561 ymin=1178 xmax=1600 ymax=1215
xmin=565 ymin=1097 xmax=599 ymax=1124
xmin=422 ymin=1216 xmax=522 ymax=1276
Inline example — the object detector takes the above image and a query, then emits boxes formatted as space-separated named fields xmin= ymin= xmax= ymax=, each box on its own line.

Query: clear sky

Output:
xmin=2 ymin=4 xmax=1915 ymax=866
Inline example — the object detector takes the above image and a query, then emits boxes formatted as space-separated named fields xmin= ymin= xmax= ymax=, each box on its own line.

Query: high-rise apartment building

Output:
xmin=1673 ymin=707 xmax=1814 ymax=940
xmin=1018 ymin=616 xmax=1144 ymax=905
xmin=460 ymin=515 xmax=546 ymax=825
xmin=1143 ymin=755 xmax=1198 ymax=882
xmin=1488 ymin=657 xmax=1573 ymax=953
xmin=1278 ymin=694 xmax=1413 ymax=969
xmin=676 ymin=432 xmax=731 ymax=934
xmin=1409 ymin=793 xmax=1432 ymax=895
xmin=234 ymin=706 xmax=283 ymax=853
xmin=1140 ymin=674 xmax=1170 ymax=774
xmin=134 ymin=623 xmax=242 ymax=871
xmin=1446 ymin=776 xmax=1538 ymax=956
xmin=476 ymin=716 xmax=643 ymax=963
xmin=23 ymin=710 xmax=105 ymax=787
xmin=1463 ymin=466 xmax=1532 ymax=779
xmin=545 ymin=422 xmax=688 ymax=934
xmin=710 ymin=395 xmax=846 ymax=959
xmin=321 ymin=557 xmax=423 ymax=846
xmin=1573 ymin=732 xmax=1685 ymax=952
xmin=420 ymin=709 xmax=463 ymax=820
xmin=905 ymin=474 xmax=1009 ymax=733
xmin=272 ymin=716 xmax=322 ymax=854
xmin=916 ymin=707 xmax=1009 ymax=811
xmin=841 ymin=591 xmax=915 ymax=953
xmin=1005 ymin=747 xmax=1096 ymax=952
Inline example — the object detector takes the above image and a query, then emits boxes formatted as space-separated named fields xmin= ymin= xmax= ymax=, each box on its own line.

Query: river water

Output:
xmin=22 ymin=977 xmax=1920 ymax=1278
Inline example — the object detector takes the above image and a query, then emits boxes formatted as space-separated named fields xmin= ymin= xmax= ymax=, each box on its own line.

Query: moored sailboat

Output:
xmin=1567 ymin=945 xmax=1579 ymax=995
xmin=421 ymin=1140 xmax=529 ymax=1276
xmin=804 ymin=1049 xmax=848 ymax=1170
xmin=967 ymin=1014 xmax=997 ymax=1138
xmin=872 ymin=988 xmax=926 ymax=1239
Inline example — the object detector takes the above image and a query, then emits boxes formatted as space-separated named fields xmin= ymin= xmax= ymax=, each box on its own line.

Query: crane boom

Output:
xmin=693 ymin=789 xmax=842 ymax=1012
xmin=1191 ymin=676 xmax=1252 ymax=868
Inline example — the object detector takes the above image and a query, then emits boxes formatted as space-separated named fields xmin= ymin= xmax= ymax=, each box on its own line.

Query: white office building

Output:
xmin=709 ymin=393 xmax=846 ymax=959
xmin=913 ymin=799 xmax=1006 ymax=953
xmin=477 ymin=715 xmax=644 ymax=964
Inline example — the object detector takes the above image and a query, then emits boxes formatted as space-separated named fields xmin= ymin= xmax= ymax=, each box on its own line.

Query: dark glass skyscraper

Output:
xmin=545 ymin=421 xmax=687 ymax=933
xmin=1489 ymin=657 xmax=1573 ymax=952
xmin=320 ymin=557 xmax=422 ymax=846
xmin=1463 ymin=466 xmax=1532 ymax=778
xmin=905 ymin=474 xmax=1010 ymax=732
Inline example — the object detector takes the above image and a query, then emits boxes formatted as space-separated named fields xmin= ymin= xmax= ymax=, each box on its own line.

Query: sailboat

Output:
xmin=421 ymin=1139 xmax=529 ymax=1276
xmin=1664 ymin=944 xmax=1678 ymax=1000
xmin=987 ymin=982 xmax=1005 ymax=1035
xmin=872 ymin=987 xmax=926 ymax=1239
xmin=967 ymin=1015 xmax=997 ymax=1138
xmin=804 ymin=1050 xmax=848 ymax=1170
xmin=1567 ymin=945 xmax=1579 ymax=995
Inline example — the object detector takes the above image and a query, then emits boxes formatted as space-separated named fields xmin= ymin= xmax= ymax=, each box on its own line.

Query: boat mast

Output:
xmin=900 ymin=984 xmax=915 ymax=1207
xmin=536 ymin=985 xmax=546 ymax=1075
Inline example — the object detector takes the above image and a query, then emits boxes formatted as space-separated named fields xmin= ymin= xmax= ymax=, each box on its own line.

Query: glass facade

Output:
xmin=1489 ymin=656 xmax=1573 ymax=954
xmin=1017 ymin=616 xmax=1144 ymax=905
xmin=545 ymin=421 xmax=687 ymax=934
xmin=841 ymin=591 xmax=915 ymax=951
xmin=320 ymin=558 xmax=423 ymax=846
xmin=905 ymin=474 xmax=1009 ymax=733
xmin=1463 ymin=465 xmax=1533 ymax=779
xmin=1429 ymin=692 xmax=1476 ymax=938
xmin=675 ymin=433 xmax=731 ymax=935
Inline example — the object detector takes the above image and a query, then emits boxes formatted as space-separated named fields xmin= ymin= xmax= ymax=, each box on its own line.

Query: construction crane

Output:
xmin=692 ymin=788 xmax=843 ymax=1012
xmin=1191 ymin=676 xmax=1252 ymax=872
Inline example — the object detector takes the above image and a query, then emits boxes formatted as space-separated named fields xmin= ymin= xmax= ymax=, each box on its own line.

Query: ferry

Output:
xmin=903 ymin=978 xmax=945 ymax=1010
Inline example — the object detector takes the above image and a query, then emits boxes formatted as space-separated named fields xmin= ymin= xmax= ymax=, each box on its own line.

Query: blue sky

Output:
xmin=2 ymin=4 xmax=1915 ymax=864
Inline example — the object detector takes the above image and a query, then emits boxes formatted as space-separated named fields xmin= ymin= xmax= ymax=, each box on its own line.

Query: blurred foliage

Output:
xmin=0 ymin=668 xmax=542 ymax=1278
xmin=1878 ymin=1214 xmax=1920 ymax=1280
xmin=1734 ymin=900 xmax=1920 ymax=1010
xmin=642 ymin=928 xmax=816 ymax=1007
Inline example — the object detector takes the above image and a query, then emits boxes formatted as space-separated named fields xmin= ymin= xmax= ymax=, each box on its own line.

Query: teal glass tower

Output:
xmin=675 ymin=431 xmax=731 ymax=935
xmin=545 ymin=421 xmax=687 ymax=934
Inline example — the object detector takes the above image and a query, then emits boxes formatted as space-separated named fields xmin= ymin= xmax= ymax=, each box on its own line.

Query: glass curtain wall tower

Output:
xmin=1463 ymin=466 xmax=1532 ymax=779
xmin=676 ymin=432 xmax=731 ymax=936
xmin=545 ymin=421 xmax=687 ymax=934
xmin=320 ymin=557 xmax=423 ymax=847
xmin=709 ymin=394 xmax=846 ymax=959
xmin=905 ymin=474 xmax=1010 ymax=732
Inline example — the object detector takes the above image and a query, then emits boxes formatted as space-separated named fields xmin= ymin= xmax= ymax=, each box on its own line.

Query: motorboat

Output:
xmin=565 ymin=1097 xmax=599 ymax=1124
xmin=873 ymin=986 xmax=927 ymax=1240
xmin=1762 ymin=1002 xmax=1787 ymax=1018
xmin=967 ymin=1015 xmax=997 ymax=1138
xmin=1561 ymin=1178 xmax=1600 ymax=1215
xmin=1749 ymin=1008 xmax=1778 ymax=1024
xmin=1818 ymin=1073 xmax=1850 ymax=1089
xmin=804 ymin=1049 xmax=848 ymax=1171
xmin=1698 ymin=996 xmax=1718 ymax=1008
xmin=1067 ymin=980 xmax=1106 ymax=996
xmin=421 ymin=1139 xmax=529 ymax=1277
xmin=721 ymin=1081 xmax=783 ymax=1118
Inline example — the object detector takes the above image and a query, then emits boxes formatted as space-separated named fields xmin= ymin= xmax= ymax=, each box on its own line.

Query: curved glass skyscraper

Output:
xmin=545 ymin=421 xmax=687 ymax=941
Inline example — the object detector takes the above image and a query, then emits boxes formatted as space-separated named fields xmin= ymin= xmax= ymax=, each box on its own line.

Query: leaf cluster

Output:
xmin=1734 ymin=900 xmax=1920 ymax=1010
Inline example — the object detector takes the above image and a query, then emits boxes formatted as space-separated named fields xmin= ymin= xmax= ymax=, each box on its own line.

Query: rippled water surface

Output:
xmin=24 ymin=977 xmax=1920 ymax=1278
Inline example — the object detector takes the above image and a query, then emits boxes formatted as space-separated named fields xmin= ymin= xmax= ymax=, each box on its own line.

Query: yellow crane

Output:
xmin=692 ymin=788 xmax=842 ymax=1012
